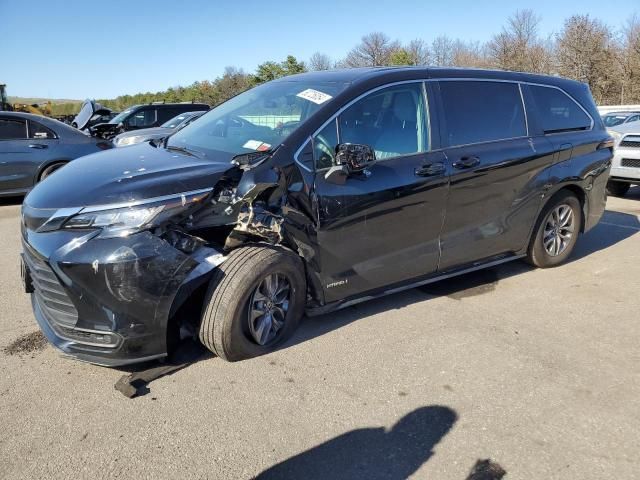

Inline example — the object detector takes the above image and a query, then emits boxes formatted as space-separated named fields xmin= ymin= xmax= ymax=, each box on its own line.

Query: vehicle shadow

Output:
xmin=569 ymin=208 xmax=639 ymax=263
xmin=254 ymin=405 xmax=457 ymax=480
xmin=0 ymin=195 xmax=24 ymax=206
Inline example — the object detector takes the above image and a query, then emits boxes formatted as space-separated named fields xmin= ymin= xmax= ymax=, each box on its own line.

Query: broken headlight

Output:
xmin=63 ymin=189 xmax=212 ymax=238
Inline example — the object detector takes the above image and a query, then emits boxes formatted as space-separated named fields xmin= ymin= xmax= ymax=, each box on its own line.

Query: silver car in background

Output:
xmin=607 ymin=120 xmax=640 ymax=197
xmin=113 ymin=111 xmax=206 ymax=147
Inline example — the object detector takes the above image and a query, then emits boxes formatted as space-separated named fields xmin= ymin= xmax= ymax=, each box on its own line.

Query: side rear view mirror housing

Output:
xmin=324 ymin=143 xmax=376 ymax=184
xmin=335 ymin=143 xmax=375 ymax=172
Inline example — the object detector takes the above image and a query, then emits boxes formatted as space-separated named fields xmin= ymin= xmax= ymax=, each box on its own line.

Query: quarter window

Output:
xmin=28 ymin=121 xmax=56 ymax=139
xmin=313 ymin=119 xmax=338 ymax=170
xmin=0 ymin=118 xmax=27 ymax=139
xmin=529 ymin=85 xmax=591 ymax=133
xmin=439 ymin=81 xmax=527 ymax=147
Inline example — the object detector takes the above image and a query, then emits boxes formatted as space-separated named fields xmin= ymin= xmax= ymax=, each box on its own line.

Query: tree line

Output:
xmin=50 ymin=10 xmax=640 ymax=116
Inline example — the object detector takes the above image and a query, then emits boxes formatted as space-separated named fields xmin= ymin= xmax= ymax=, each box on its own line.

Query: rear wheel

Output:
xmin=38 ymin=162 xmax=66 ymax=181
xmin=606 ymin=180 xmax=630 ymax=197
xmin=527 ymin=191 xmax=582 ymax=268
xmin=198 ymin=245 xmax=306 ymax=362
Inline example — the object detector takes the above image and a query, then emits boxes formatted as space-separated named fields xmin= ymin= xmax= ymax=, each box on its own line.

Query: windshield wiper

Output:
xmin=165 ymin=144 xmax=204 ymax=158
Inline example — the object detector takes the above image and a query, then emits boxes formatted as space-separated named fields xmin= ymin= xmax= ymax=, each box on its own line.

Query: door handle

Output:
xmin=452 ymin=156 xmax=480 ymax=169
xmin=28 ymin=144 xmax=48 ymax=149
xmin=415 ymin=162 xmax=445 ymax=177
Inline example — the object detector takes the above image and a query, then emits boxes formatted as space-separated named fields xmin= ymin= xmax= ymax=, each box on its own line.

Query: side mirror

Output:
xmin=335 ymin=143 xmax=375 ymax=172
xmin=324 ymin=143 xmax=375 ymax=185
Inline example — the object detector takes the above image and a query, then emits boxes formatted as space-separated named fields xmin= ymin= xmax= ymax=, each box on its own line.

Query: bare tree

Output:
xmin=487 ymin=9 xmax=552 ymax=73
xmin=431 ymin=35 xmax=454 ymax=66
xmin=343 ymin=32 xmax=400 ymax=67
xmin=451 ymin=40 xmax=489 ymax=68
xmin=556 ymin=14 xmax=618 ymax=104
xmin=616 ymin=15 xmax=640 ymax=103
xmin=309 ymin=52 xmax=333 ymax=71
xmin=406 ymin=39 xmax=430 ymax=65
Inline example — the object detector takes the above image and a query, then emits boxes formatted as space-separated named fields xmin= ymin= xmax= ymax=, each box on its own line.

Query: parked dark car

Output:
xmin=88 ymin=102 xmax=209 ymax=140
xmin=21 ymin=67 xmax=612 ymax=366
xmin=113 ymin=111 xmax=205 ymax=147
xmin=0 ymin=112 xmax=112 ymax=196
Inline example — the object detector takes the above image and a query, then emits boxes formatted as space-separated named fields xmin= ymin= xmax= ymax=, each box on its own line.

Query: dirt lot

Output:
xmin=0 ymin=189 xmax=639 ymax=479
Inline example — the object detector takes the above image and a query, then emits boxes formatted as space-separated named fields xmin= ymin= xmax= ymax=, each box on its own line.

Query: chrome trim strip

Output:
xmin=80 ymin=187 xmax=213 ymax=213
xmin=518 ymin=83 xmax=529 ymax=136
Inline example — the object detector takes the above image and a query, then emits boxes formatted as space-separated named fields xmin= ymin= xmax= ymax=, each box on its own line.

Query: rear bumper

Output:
xmin=22 ymin=229 xmax=223 ymax=367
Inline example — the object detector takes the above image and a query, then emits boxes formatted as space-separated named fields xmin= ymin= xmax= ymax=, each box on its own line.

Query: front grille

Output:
xmin=621 ymin=158 xmax=640 ymax=168
xmin=22 ymin=242 xmax=78 ymax=328
xmin=620 ymin=136 xmax=640 ymax=148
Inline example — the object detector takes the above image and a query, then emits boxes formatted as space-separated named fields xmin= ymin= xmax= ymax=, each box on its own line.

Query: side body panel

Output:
xmin=313 ymin=150 xmax=448 ymax=302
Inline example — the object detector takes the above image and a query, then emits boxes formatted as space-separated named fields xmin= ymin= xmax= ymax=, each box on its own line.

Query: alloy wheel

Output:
xmin=543 ymin=204 xmax=575 ymax=256
xmin=247 ymin=273 xmax=291 ymax=346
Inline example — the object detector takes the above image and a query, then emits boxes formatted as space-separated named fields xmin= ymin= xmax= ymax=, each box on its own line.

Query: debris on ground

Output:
xmin=465 ymin=459 xmax=507 ymax=480
xmin=114 ymin=339 xmax=208 ymax=398
xmin=3 ymin=331 xmax=47 ymax=355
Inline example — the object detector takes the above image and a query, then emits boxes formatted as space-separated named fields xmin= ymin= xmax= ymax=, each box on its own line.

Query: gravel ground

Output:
xmin=0 ymin=188 xmax=638 ymax=479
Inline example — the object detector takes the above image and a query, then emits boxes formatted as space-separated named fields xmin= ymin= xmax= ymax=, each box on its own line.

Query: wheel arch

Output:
xmin=552 ymin=184 xmax=587 ymax=233
xmin=35 ymin=159 xmax=70 ymax=182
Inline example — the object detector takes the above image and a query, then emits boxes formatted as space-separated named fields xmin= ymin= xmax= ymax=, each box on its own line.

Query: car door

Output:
xmin=435 ymin=80 xmax=556 ymax=271
xmin=312 ymin=82 xmax=449 ymax=303
xmin=0 ymin=117 xmax=58 ymax=192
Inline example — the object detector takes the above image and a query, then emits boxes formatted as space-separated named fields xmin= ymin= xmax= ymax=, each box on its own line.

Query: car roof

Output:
xmin=275 ymin=66 xmax=587 ymax=90
xmin=0 ymin=111 xmax=87 ymax=137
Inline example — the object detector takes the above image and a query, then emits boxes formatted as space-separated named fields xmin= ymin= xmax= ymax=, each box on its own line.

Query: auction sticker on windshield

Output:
xmin=296 ymin=89 xmax=332 ymax=105
xmin=243 ymin=140 xmax=272 ymax=151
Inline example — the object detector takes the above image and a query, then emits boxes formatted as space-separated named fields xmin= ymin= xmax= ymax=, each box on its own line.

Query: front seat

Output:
xmin=374 ymin=93 xmax=418 ymax=160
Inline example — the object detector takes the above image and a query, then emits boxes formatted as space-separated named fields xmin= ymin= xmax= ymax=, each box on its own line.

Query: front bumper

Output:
xmin=22 ymin=227 xmax=223 ymax=366
xmin=610 ymin=146 xmax=640 ymax=183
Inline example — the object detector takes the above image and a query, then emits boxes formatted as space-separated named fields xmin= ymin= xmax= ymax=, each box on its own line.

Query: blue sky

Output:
xmin=2 ymin=0 xmax=638 ymax=99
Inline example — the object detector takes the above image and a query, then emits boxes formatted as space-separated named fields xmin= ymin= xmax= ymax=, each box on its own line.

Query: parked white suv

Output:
xmin=608 ymin=120 xmax=640 ymax=197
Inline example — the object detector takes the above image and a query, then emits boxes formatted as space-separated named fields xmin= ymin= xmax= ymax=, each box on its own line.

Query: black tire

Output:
xmin=527 ymin=191 xmax=582 ymax=268
xmin=199 ymin=244 xmax=306 ymax=362
xmin=38 ymin=162 xmax=66 ymax=182
xmin=606 ymin=180 xmax=630 ymax=197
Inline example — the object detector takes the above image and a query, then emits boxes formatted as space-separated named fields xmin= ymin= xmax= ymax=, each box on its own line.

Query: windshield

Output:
xmin=109 ymin=107 xmax=137 ymax=124
xmin=168 ymin=81 xmax=347 ymax=157
xmin=162 ymin=112 xmax=197 ymax=129
xmin=602 ymin=114 xmax=632 ymax=127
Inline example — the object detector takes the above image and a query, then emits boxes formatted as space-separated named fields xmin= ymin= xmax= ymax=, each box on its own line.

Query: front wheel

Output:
xmin=527 ymin=192 xmax=582 ymax=268
xmin=199 ymin=245 xmax=306 ymax=362
xmin=606 ymin=180 xmax=630 ymax=197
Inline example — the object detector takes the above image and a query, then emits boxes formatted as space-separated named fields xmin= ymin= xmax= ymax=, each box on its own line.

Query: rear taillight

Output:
xmin=96 ymin=141 xmax=112 ymax=150
xmin=597 ymin=137 xmax=615 ymax=150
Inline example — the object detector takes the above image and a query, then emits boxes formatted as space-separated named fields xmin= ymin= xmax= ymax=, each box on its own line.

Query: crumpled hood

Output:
xmin=25 ymin=142 xmax=236 ymax=209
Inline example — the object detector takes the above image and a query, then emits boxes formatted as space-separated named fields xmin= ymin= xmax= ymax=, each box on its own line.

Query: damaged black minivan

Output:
xmin=21 ymin=67 xmax=612 ymax=365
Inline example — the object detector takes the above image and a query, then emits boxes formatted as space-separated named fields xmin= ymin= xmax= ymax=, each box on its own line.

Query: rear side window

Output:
xmin=529 ymin=85 xmax=591 ymax=134
xmin=127 ymin=109 xmax=156 ymax=128
xmin=0 ymin=118 xmax=27 ymax=139
xmin=28 ymin=120 xmax=56 ymax=139
xmin=439 ymin=81 xmax=527 ymax=147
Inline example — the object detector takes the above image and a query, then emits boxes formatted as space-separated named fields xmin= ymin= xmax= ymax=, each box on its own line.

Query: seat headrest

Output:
xmin=393 ymin=93 xmax=416 ymax=123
